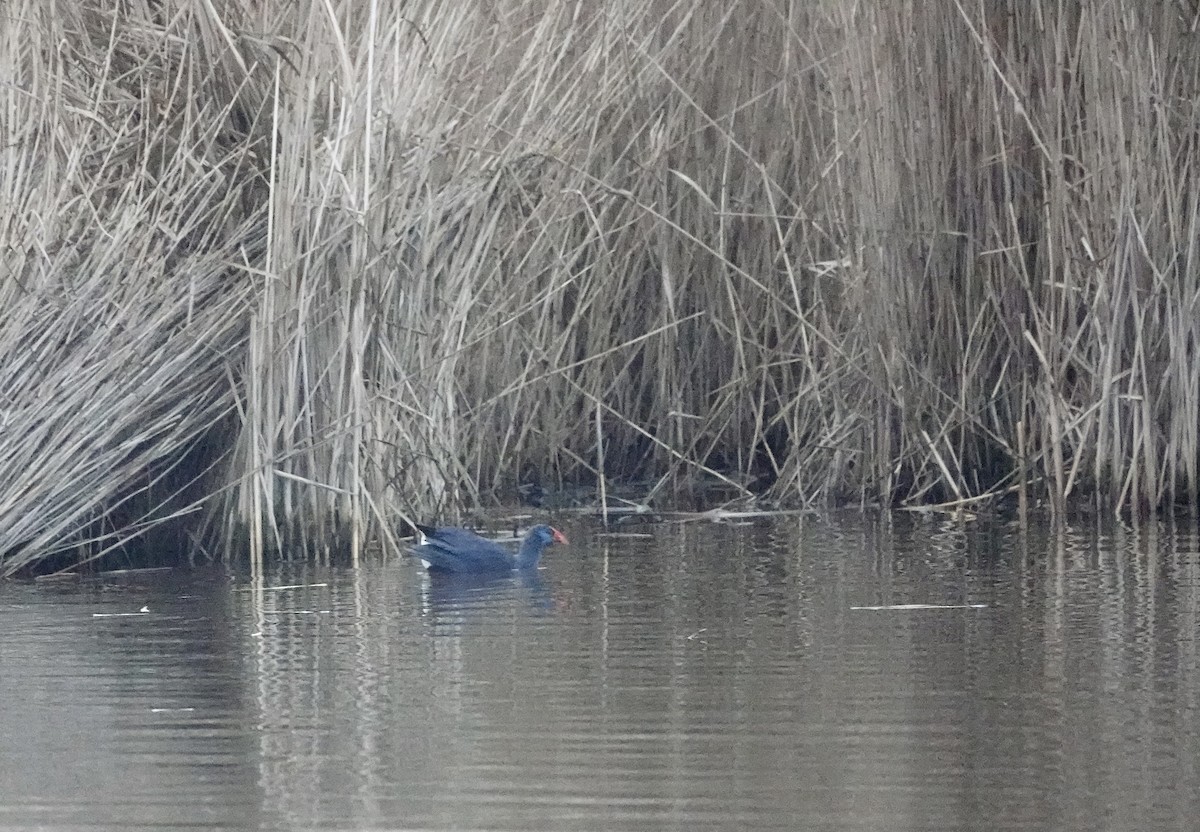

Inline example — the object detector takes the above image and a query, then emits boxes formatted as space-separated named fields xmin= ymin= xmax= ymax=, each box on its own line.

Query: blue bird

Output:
xmin=413 ymin=523 xmax=569 ymax=574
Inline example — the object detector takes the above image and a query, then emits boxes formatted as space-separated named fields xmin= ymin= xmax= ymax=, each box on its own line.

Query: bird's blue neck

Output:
xmin=515 ymin=537 xmax=546 ymax=570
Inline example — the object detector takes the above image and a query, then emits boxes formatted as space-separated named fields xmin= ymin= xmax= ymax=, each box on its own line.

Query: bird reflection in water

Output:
xmin=418 ymin=569 xmax=558 ymax=621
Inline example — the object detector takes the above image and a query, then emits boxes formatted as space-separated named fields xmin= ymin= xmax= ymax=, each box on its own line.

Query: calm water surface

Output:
xmin=2 ymin=514 xmax=1200 ymax=831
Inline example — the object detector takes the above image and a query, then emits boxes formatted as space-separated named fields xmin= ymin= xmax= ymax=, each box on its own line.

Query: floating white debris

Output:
xmin=92 ymin=606 xmax=151 ymax=618
xmin=851 ymin=603 xmax=987 ymax=611
xmin=235 ymin=583 xmax=329 ymax=592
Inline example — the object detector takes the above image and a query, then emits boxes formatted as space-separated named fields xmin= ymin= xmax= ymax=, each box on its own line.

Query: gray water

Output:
xmin=2 ymin=513 xmax=1199 ymax=831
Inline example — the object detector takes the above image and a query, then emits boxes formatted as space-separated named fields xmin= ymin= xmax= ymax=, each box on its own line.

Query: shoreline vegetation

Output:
xmin=2 ymin=2 xmax=1199 ymax=575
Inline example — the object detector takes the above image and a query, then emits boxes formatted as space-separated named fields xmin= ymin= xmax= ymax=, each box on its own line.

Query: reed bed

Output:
xmin=2 ymin=1 xmax=1199 ymax=573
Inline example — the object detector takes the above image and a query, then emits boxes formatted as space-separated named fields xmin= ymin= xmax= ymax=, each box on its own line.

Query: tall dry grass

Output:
xmin=0 ymin=1 xmax=272 ymax=574
xmin=2 ymin=1 xmax=1199 ymax=573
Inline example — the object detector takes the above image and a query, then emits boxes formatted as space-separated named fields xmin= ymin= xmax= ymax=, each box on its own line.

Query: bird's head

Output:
xmin=529 ymin=524 xmax=569 ymax=546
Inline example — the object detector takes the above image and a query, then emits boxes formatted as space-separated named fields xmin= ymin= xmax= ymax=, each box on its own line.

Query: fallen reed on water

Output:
xmin=2 ymin=1 xmax=1199 ymax=573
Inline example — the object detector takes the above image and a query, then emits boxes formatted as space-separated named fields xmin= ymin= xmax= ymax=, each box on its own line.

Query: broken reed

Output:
xmin=1 ymin=1 xmax=1198 ymax=573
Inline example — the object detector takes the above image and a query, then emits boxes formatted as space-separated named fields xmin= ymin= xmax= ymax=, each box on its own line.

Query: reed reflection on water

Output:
xmin=1 ymin=514 xmax=1199 ymax=831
